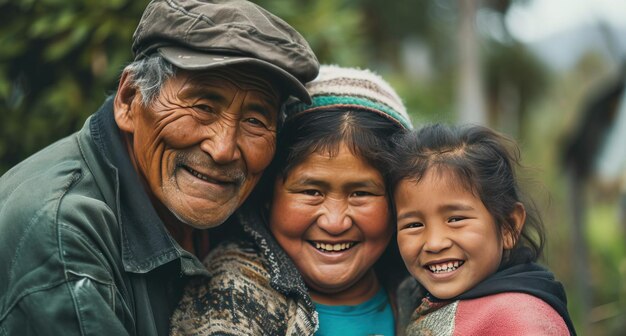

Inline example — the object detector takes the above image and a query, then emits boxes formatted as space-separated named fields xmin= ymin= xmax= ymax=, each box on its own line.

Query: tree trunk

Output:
xmin=457 ymin=0 xmax=487 ymax=125
xmin=566 ymin=167 xmax=592 ymax=335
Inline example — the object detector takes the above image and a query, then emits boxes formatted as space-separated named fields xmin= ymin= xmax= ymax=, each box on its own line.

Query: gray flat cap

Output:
xmin=132 ymin=0 xmax=319 ymax=103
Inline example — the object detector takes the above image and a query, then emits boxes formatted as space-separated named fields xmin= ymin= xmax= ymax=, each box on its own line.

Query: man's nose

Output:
xmin=199 ymin=92 xmax=246 ymax=164
xmin=199 ymin=120 xmax=241 ymax=164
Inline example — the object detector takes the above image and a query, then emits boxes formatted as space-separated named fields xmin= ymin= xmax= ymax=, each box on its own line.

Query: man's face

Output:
xmin=120 ymin=67 xmax=280 ymax=228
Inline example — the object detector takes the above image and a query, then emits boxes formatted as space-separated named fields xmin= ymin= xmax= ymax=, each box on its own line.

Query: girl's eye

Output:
xmin=401 ymin=222 xmax=423 ymax=230
xmin=351 ymin=191 xmax=373 ymax=197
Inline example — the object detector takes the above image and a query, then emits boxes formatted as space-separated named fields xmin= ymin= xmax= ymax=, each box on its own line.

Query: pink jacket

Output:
xmin=406 ymin=292 xmax=570 ymax=335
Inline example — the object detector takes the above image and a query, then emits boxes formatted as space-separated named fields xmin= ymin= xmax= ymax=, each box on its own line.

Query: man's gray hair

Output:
xmin=122 ymin=54 xmax=288 ymax=128
xmin=123 ymin=55 xmax=176 ymax=106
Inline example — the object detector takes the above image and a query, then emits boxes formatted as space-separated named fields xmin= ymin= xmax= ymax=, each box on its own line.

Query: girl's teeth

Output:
xmin=427 ymin=261 xmax=464 ymax=273
xmin=314 ymin=242 xmax=355 ymax=252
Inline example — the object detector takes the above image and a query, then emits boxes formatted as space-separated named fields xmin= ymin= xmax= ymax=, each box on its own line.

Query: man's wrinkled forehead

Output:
xmin=183 ymin=66 xmax=283 ymax=102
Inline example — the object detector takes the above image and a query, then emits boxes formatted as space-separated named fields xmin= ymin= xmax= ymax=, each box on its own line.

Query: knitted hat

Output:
xmin=286 ymin=64 xmax=413 ymax=129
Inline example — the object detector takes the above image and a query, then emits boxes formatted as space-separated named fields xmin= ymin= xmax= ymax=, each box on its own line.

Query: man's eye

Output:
xmin=194 ymin=105 xmax=214 ymax=113
xmin=301 ymin=190 xmax=321 ymax=196
xmin=244 ymin=117 xmax=267 ymax=128
xmin=351 ymin=191 xmax=373 ymax=197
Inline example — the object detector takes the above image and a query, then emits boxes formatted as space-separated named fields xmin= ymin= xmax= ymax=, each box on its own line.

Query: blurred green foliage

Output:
xmin=0 ymin=0 xmax=544 ymax=172
xmin=0 ymin=0 xmax=146 ymax=172
xmin=522 ymin=52 xmax=626 ymax=334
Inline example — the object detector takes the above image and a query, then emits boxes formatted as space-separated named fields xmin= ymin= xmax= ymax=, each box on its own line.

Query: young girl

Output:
xmin=390 ymin=124 xmax=576 ymax=335
xmin=170 ymin=65 xmax=412 ymax=335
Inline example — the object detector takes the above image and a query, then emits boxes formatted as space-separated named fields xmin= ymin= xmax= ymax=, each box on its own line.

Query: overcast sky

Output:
xmin=506 ymin=0 xmax=626 ymax=42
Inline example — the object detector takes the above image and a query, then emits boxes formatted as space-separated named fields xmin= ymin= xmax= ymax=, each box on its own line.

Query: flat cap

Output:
xmin=132 ymin=0 xmax=319 ymax=103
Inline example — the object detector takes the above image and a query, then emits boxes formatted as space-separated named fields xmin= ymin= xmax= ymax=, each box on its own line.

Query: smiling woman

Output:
xmin=270 ymin=122 xmax=393 ymax=307
xmin=170 ymin=64 xmax=413 ymax=336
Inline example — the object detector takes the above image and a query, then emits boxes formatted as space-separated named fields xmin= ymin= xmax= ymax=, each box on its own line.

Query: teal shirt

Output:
xmin=314 ymin=288 xmax=394 ymax=336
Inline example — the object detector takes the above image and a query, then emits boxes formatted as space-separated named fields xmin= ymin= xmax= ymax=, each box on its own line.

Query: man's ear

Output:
xmin=503 ymin=202 xmax=526 ymax=250
xmin=114 ymin=70 xmax=138 ymax=133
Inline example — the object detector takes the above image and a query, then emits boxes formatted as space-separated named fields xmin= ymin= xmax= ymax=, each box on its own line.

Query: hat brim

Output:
xmin=158 ymin=46 xmax=311 ymax=104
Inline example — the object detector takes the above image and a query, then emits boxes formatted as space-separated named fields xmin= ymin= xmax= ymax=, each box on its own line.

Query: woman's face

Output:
xmin=269 ymin=143 xmax=392 ymax=304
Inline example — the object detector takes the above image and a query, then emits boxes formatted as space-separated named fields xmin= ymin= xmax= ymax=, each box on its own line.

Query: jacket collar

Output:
xmin=88 ymin=96 xmax=205 ymax=274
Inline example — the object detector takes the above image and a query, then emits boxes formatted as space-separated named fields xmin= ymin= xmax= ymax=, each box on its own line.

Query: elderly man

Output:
xmin=0 ymin=0 xmax=318 ymax=335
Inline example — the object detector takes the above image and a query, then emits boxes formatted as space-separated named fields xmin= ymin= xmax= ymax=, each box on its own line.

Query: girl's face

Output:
xmin=395 ymin=169 xmax=511 ymax=300
xmin=270 ymin=143 xmax=392 ymax=305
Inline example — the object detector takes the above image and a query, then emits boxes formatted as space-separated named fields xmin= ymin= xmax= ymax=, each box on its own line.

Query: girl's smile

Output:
xmin=424 ymin=259 xmax=465 ymax=274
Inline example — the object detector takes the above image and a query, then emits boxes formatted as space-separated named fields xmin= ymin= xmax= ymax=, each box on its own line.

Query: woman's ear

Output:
xmin=114 ymin=70 xmax=139 ymax=133
xmin=503 ymin=202 xmax=526 ymax=250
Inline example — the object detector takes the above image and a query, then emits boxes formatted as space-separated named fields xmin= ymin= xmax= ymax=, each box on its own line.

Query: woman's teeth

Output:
xmin=314 ymin=242 xmax=355 ymax=252
xmin=428 ymin=261 xmax=464 ymax=273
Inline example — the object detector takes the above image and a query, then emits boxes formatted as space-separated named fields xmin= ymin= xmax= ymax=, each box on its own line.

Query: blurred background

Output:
xmin=1 ymin=0 xmax=625 ymax=334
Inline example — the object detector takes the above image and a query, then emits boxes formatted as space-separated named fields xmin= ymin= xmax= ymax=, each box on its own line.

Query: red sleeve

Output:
xmin=453 ymin=292 xmax=569 ymax=335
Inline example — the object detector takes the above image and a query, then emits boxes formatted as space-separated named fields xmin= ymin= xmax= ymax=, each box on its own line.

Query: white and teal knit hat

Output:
xmin=286 ymin=64 xmax=413 ymax=129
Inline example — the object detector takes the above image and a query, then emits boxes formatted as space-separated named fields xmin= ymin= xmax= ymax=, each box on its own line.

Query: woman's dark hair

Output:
xmin=250 ymin=107 xmax=404 ymax=205
xmin=390 ymin=124 xmax=545 ymax=266
xmin=276 ymin=108 xmax=402 ymax=180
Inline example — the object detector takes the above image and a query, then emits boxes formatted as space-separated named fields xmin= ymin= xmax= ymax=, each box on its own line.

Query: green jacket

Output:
xmin=0 ymin=97 xmax=208 ymax=335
